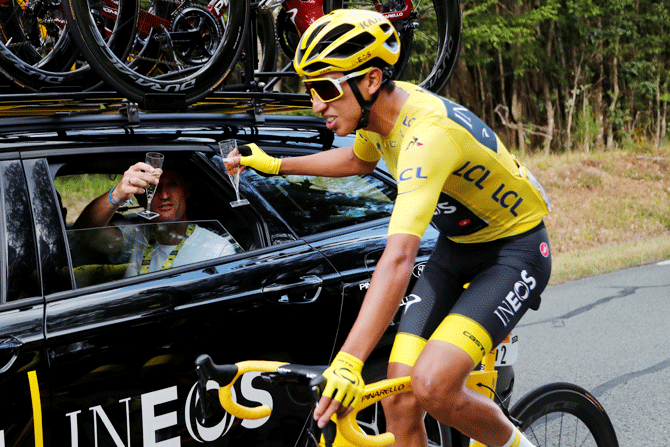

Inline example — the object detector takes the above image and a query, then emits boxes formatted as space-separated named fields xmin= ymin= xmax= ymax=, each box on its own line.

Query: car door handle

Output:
xmin=0 ymin=336 xmax=23 ymax=374
xmin=263 ymin=275 xmax=323 ymax=304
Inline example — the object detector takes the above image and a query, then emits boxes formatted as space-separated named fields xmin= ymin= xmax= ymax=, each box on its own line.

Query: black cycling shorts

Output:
xmin=389 ymin=222 xmax=552 ymax=366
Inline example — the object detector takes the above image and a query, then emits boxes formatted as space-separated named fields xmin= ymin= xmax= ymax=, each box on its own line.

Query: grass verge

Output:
xmin=520 ymin=144 xmax=670 ymax=284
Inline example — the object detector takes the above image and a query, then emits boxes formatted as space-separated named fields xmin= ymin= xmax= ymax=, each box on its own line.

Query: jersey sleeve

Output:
xmin=388 ymin=125 xmax=462 ymax=238
xmin=353 ymin=131 xmax=382 ymax=162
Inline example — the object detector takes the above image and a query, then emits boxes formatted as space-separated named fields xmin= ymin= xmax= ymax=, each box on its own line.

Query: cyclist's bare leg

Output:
xmin=381 ymin=361 xmax=428 ymax=447
xmin=411 ymin=340 xmax=515 ymax=447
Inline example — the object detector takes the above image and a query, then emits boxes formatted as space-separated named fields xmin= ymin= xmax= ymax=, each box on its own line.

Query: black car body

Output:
xmin=0 ymin=95 xmax=443 ymax=447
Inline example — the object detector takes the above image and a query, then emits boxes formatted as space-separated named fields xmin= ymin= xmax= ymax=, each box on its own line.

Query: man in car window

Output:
xmin=225 ymin=9 xmax=551 ymax=447
xmin=74 ymin=161 xmax=238 ymax=276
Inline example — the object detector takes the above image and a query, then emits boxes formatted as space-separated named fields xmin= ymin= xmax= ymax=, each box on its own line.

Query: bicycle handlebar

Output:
xmin=195 ymin=355 xmax=402 ymax=447
xmin=195 ymin=354 xmax=287 ymax=420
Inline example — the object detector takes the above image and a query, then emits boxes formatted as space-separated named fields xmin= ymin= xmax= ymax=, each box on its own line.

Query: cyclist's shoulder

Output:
xmin=396 ymin=83 xmax=472 ymax=135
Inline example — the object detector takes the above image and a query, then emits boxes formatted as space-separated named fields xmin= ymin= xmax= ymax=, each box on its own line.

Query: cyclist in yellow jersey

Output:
xmin=225 ymin=9 xmax=551 ymax=447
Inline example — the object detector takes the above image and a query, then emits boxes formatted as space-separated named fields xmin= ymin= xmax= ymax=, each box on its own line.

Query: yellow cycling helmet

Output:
xmin=293 ymin=9 xmax=401 ymax=78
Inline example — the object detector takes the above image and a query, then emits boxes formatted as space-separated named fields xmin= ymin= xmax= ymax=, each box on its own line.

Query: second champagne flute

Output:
xmin=219 ymin=140 xmax=249 ymax=208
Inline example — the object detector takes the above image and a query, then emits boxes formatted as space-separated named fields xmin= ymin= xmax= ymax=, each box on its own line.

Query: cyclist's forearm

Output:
xmin=340 ymin=234 xmax=420 ymax=362
xmin=279 ymin=146 xmax=377 ymax=177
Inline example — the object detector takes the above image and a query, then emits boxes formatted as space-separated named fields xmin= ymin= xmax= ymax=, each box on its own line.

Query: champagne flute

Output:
xmin=219 ymin=140 xmax=249 ymax=207
xmin=137 ymin=152 xmax=164 ymax=220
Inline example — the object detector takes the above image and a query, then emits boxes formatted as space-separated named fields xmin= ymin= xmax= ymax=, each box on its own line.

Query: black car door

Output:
xmin=0 ymin=159 xmax=48 ymax=447
xmin=45 ymin=222 xmax=342 ymax=447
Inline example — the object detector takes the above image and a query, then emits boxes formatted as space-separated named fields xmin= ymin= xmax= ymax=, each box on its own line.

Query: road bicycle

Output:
xmin=195 ymin=334 xmax=619 ymax=447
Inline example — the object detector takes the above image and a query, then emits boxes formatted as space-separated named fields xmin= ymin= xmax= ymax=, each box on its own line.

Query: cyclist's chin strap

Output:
xmin=347 ymin=78 xmax=382 ymax=131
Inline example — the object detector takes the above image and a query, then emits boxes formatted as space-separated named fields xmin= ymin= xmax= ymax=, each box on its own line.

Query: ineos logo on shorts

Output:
xmin=400 ymin=294 xmax=422 ymax=314
xmin=493 ymin=270 xmax=537 ymax=327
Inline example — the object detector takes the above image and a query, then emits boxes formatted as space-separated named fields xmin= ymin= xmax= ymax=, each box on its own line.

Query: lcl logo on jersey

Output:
xmin=398 ymin=166 xmax=428 ymax=182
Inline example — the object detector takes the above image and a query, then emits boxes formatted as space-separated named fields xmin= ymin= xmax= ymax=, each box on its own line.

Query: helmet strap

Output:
xmin=347 ymin=78 xmax=382 ymax=131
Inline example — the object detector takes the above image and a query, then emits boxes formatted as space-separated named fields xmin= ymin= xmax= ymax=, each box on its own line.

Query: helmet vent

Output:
xmin=384 ymin=33 xmax=400 ymax=52
xmin=311 ymin=24 xmax=357 ymax=58
xmin=303 ymin=61 xmax=330 ymax=74
xmin=329 ymin=31 xmax=376 ymax=59
xmin=304 ymin=22 xmax=330 ymax=53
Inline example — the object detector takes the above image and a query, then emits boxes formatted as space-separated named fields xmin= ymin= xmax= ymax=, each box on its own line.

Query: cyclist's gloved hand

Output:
xmin=316 ymin=351 xmax=364 ymax=427
xmin=239 ymin=143 xmax=281 ymax=175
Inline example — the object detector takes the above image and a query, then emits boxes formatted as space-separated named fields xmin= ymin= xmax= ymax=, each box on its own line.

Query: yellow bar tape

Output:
xmin=28 ymin=370 xmax=44 ymax=447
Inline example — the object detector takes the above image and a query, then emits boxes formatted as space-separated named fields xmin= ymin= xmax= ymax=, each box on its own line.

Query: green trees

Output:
xmin=444 ymin=0 xmax=669 ymax=153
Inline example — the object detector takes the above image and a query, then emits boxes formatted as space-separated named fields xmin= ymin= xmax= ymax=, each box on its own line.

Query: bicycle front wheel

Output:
xmin=63 ymin=0 xmax=249 ymax=108
xmin=324 ymin=0 xmax=461 ymax=94
xmin=510 ymin=383 xmax=619 ymax=447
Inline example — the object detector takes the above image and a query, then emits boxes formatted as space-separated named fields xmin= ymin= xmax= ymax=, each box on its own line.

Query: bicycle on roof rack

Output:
xmin=195 ymin=332 xmax=619 ymax=447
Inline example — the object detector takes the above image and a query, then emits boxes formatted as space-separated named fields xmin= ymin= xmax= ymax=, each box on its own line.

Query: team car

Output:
xmin=0 ymin=94 xmax=448 ymax=447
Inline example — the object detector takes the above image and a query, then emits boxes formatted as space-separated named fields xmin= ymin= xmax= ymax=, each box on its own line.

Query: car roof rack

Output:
xmin=0 ymin=90 xmax=313 ymax=119
xmin=0 ymin=91 xmax=335 ymax=151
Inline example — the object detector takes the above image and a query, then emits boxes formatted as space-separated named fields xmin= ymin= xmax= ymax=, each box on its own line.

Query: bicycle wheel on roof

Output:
xmin=62 ymin=0 xmax=249 ymax=108
xmin=0 ymin=0 xmax=108 ymax=91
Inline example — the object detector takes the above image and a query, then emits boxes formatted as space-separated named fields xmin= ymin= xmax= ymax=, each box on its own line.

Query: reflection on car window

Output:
xmin=245 ymin=171 xmax=396 ymax=236
xmin=66 ymin=220 xmax=244 ymax=288
xmin=2 ymin=161 xmax=41 ymax=302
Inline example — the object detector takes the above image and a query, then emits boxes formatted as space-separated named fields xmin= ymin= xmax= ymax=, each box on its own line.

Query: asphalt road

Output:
xmin=510 ymin=258 xmax=670 ymax=446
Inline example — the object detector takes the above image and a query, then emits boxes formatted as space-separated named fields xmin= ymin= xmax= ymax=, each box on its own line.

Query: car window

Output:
xmin=244 ymin=170 xmax=396 ymax=237
xmin=66 ymin=220 xmax=244 ymax=288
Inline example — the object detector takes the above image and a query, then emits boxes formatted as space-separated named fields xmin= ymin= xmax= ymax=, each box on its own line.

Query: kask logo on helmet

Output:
xmin=359 ymin=16 xmax=385 ymax=29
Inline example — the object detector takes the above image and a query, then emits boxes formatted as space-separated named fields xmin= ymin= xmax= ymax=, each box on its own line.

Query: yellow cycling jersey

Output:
xmin=354 ymin=82 xmax=551 ymax=243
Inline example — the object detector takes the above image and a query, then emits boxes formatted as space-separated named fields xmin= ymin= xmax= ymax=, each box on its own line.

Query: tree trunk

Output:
xmin=607 ymin=36 xmax=620 ymax=150
xmin=655 ymin=70 xmax=661 ymax=146
xmin=566 ymin=52 xmax=584 ymax=152
xmin=594 ymin=17 xmax=605 ymax=151
xmin=583 ymin=91 xmax=590 ymax=152
xmin=543 ymin=19 xmax=556 ymax=155
xmin=511 ymin=83 xmax=526 ymax=155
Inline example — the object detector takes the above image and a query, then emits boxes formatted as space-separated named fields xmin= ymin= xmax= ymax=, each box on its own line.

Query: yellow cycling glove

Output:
xmin=239 ymin=143 xmax=281 ymax=175
xmin=322 ymin=351 xmax=364 ymax=409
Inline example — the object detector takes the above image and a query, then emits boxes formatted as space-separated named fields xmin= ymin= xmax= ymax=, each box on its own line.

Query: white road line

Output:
xmin=658 ymin=260 xmax=670 ymax=266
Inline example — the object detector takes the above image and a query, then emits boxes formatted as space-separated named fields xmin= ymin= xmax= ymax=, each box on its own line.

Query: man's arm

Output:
xmin=313 ymin=232 xmax=421 ymax=427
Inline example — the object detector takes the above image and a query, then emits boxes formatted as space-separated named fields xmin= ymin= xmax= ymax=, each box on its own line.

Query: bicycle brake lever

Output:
xmin=195 ymin=354 xmax=214 ymax=425
xmin=322 ymin=420 xmax=337 ymax=447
